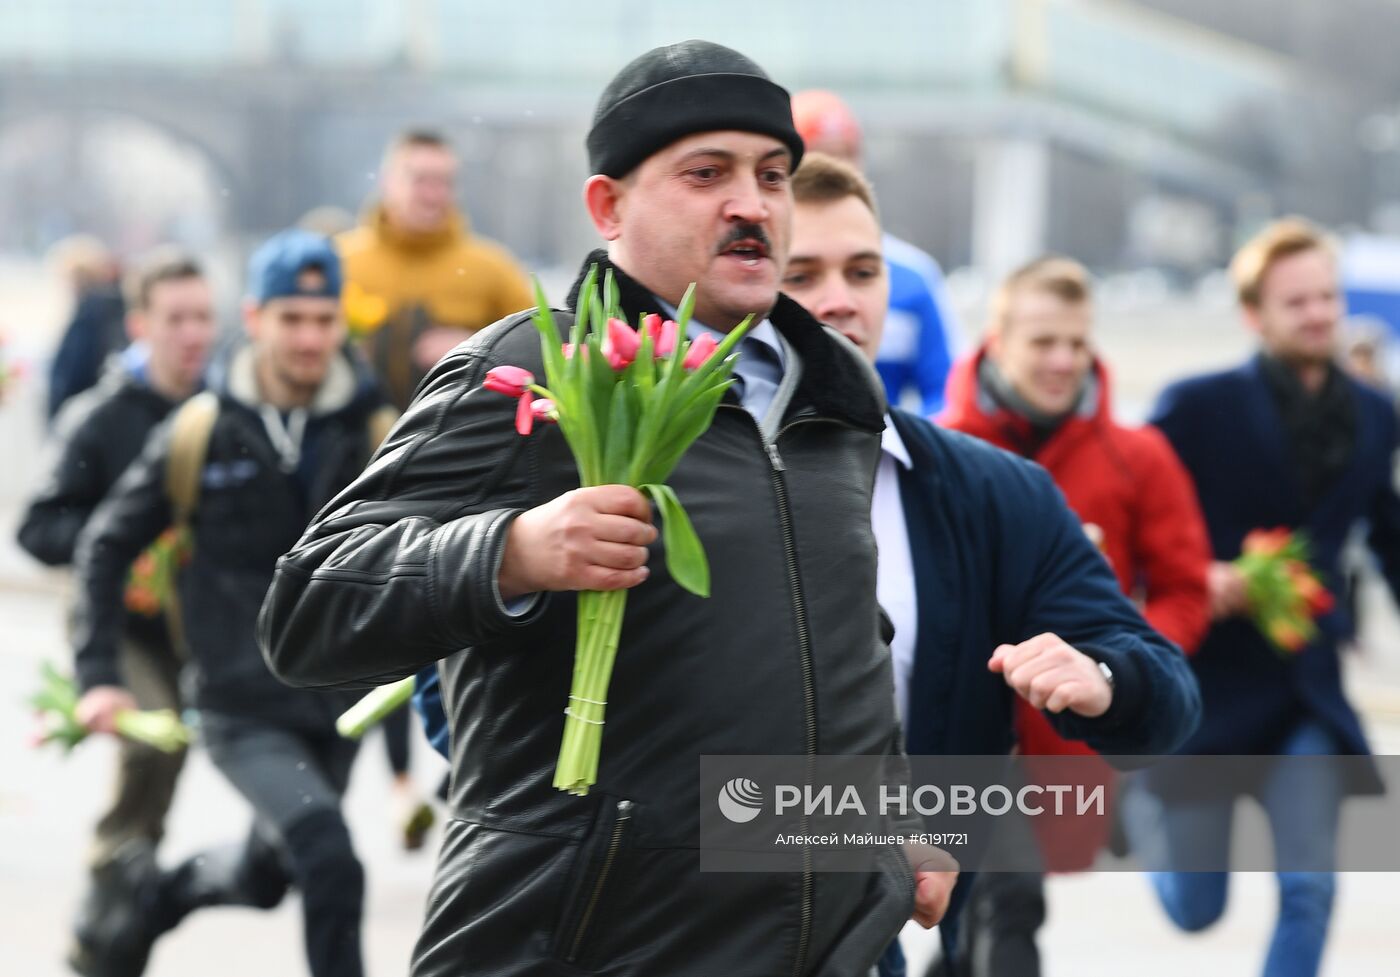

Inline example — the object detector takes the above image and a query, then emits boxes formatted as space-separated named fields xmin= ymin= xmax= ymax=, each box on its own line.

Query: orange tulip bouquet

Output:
xmin=1233 ymin=527 xmax=1335 ymax=654
xmin=122 ymin=527 xmax=191 ymax=618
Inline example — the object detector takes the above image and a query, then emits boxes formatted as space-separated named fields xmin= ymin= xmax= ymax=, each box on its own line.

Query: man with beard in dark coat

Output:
xmin=1133 ymin=218 xmax=1399 ymax=977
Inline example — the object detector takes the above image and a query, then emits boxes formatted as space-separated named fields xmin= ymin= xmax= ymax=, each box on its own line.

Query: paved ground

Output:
xmin=4 ymin=266 xmax=1400 ymax=974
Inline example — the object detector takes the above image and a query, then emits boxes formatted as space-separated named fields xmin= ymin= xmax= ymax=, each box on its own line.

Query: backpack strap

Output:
xmin=165 ymin=391 xmax=220 ymax=529
xmin=158 ymin=391 xmax=219 ymax=658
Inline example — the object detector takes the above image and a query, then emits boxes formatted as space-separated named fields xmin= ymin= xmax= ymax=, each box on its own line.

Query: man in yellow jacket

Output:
xmin=338 ymin=129 xmax=533 ymax=411
xmin=337 ymin=129 xmax=532 ymax=848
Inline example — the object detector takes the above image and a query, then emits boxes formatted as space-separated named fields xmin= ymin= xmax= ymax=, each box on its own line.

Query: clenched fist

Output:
xmin=1207 ymin=560 xmax=1249 ymax=620
xmin=499 ymin=485 xmax=658 ymax=598
xmin=911 ymin=870 xmax=959 ymax=928
xmin=988 ymin=632 xmax=1112 ymax=718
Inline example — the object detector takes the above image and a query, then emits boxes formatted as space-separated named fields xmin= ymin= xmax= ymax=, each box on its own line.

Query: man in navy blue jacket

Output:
xmin=1137 ymin=218 xmax=1397 ymax=977
xmin=774 ymin=152 xmax=1202 ymax=975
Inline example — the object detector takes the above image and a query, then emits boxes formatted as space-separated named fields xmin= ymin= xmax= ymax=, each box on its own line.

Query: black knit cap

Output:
xmin=587 ymin=39 xmax=804 ymax=178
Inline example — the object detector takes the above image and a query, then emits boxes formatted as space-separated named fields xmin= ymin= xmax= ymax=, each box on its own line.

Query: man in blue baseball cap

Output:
xmin=67 ymin=229 xmax=387 ymax=977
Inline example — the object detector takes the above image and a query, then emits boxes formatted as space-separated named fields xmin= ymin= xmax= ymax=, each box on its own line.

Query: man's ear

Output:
xmin=125 ymin=310 xmax=147 ymax=344
xmin=583 ymin=175 xmax=626 ymax=241
xmin=1241 ymin=302 xmax=1265 ymax=339
xmin=241 ymin=299 xmax=262 ymax=343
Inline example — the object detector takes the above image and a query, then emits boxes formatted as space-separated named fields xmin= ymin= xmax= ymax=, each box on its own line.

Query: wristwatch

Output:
xmin=1097 ymin=660 xmax=1115 ymax=690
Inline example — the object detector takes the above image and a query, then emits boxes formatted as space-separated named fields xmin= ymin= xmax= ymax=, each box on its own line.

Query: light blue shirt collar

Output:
xmin=653 ymin=298 xmax=786 ymax=370
xmin=653 ymin=298 xmax=788 ymax=427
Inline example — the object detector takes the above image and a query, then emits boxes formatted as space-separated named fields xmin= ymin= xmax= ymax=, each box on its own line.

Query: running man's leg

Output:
xmin=201 ymin=715 xmax=365 ymax=977
xmin=1259 ymin=720 xmax=1343 ymax=977
xmin=88 ymin=631 xmax=186 ymax=867
xmin=1119 ymin=773 xmax=1232 ymax=932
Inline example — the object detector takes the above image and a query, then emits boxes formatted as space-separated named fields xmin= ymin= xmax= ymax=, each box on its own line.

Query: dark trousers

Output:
xmin=947 ymin=872 xmax=1045 ymax=977
xmin=161 ymin=713 xmax=364 ymax=977
xmin=936 ymin=801 xmax=1046 ymax=977
xmin=89 ymin=631 xmax=185 ymax=868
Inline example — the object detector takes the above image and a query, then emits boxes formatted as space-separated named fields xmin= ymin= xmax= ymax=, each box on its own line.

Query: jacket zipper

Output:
xmin=567 ymin=798 xmax=633 ymax=963
xmin=745 ymin=410 xmax=819 ymax=977
xmin=767 ymin=436 xmax=817 ymax=977
xmin=725 ymin=408 xmax=870 ymax=977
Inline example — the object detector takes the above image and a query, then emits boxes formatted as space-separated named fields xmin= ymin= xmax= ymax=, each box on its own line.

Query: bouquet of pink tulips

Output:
xmin=483 ymin=267 xmax=750 ymax=795
xmin=27 ymin=662 xmax=189 ymax=755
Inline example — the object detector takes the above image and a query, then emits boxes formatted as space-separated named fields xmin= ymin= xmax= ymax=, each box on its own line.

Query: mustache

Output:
xmin=716 ymin=223 xmax=772 ymax=255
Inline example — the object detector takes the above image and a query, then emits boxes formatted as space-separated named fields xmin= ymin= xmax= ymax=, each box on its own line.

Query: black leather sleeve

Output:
xmin=16 ymin=401 xmax=110 ymax=567
xmin=70 ymin=423 xmax=175 ymax=691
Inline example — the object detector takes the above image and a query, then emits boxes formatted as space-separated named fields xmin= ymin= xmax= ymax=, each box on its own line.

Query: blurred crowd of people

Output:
xmin=12 ymin=42 xmax=1400 ymax=977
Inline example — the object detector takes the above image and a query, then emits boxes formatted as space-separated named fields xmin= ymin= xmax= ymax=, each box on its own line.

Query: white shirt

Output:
xmin=872 ymin=416 xmax=917 ymax=721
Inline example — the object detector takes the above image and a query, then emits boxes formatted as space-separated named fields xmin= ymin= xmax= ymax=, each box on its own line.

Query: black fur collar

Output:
xmin=564 ymin=249 xmax=885 ymax=432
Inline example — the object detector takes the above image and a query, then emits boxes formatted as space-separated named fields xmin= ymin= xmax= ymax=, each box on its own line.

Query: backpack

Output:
xmin=144 ymin=391 xmax=397 ymax=653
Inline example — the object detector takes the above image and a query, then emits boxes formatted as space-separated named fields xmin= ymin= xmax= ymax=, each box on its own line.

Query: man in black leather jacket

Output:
xmin=260 ymin=41 xmax=945 ymax=977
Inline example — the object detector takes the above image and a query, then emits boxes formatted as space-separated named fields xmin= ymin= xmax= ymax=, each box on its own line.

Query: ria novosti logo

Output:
xmin=716 ymin=779 xmax=1107 ymax=821
xmin=717 ymin=778 xmax=764 ymax=823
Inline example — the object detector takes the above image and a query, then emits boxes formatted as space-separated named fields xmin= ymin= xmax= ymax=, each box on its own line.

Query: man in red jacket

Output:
xmin=939 ymin=255 xmax=1211 ymax=976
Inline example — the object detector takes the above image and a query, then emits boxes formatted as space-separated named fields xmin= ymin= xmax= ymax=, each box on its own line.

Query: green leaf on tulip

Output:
xmin=567 ymin=266 xmax=596 ymax=389
xmin=676 ymin=282 xmax=697 ymax=329
xmin=641 ymin=483 xmax=709 ymax=598
xmin=602 ymin=382 xmax=635 ymax=484
xmin=640 ymin=381 xmax=733 ymax=485
xmin=633 ymin=329 xmax=656 ymax=400
xmin=531 ymin=284 xmax=558 ymax=345
xmin=586 ymin=331 xmax=617 ymax=469
xmin=672 ymin=316 xmax=753 ymax=405
xmin=604 ymin=268 xmax=621 ymax=318
xmin=531 ymin=278 xmax=566 ymax=384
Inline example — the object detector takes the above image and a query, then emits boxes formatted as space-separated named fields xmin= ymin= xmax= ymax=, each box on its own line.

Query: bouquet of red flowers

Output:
xmin=1233 ymin=527 xmax=1334 ymax=654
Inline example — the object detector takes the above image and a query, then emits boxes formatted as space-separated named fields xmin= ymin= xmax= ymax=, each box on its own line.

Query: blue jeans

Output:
xmin=1122 ymin=720 xmax=1342 ymax=977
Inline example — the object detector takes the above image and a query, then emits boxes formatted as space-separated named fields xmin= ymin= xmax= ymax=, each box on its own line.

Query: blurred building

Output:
xmin=0 ymin=0 xmax=1393 ymax=279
